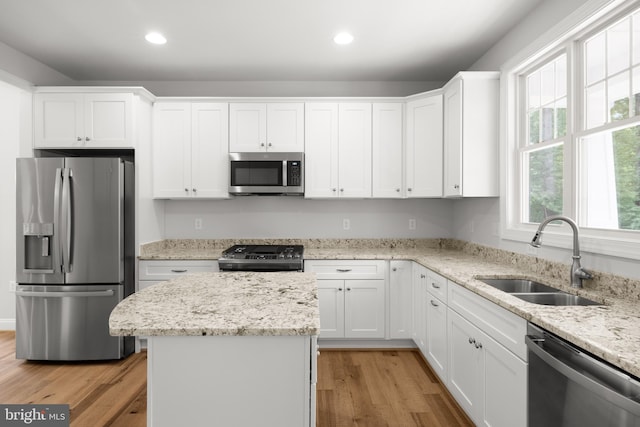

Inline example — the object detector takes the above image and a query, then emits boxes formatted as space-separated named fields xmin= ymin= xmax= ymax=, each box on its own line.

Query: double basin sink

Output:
xmin=477 ymin=278 xmax=601 ymax=306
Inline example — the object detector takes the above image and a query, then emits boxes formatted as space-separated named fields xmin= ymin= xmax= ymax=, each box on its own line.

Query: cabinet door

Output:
xmin=304 ymin=103 xmax=339 ymax=198
xmin=412 ymin=264 xmax=427 ymax=353
xmin=84 ymin=93 xmax=134 ymax=148
xmin=34 ymin=93 xmax=84 ymax=148
xmin=389 ymin=260 xmax=413 ymax=339
xmin=444 ymin=79 xmax=463 ymax=197
xmin=229 ymin=103 xmax=267 ymax=152
xmin=338 ymin=103 xmax=372 ymax=198
xmin=425 ymin=294 xmax=447 ymax=382
xmin=267 ymin=103 xmax=304 ymax=152
xmin=153 ymin=103 xmax=192 ymax=198
xmin=191 ymin=103 xmax=229 ymax=198
xmin=372 ymin=103 xmax=403 ymax=198
xmin=448 ymin=308 xmax=483 ymax=423
xmin=317 ymin=280 xmax=345 ymax=338
xmin=481 ymin=334 xmax=527 ymax=427
xmin=344 ymin=279 xmax=385 ymax=338
xmin=406 ymin=94 xmax=443 ymax=197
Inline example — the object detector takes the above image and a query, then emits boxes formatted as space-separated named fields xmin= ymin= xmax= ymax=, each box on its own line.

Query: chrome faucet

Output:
xmin=530 ymin=215 xmax=593 ymax=288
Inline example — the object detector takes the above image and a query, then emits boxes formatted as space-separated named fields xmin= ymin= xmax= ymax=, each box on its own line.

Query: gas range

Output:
xmin=218 ymin=245 xmax=304 ymax=272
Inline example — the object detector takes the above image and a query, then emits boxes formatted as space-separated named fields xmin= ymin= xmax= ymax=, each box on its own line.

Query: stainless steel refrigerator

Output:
xmin=15 ymin=157 xmax=135 ymax=361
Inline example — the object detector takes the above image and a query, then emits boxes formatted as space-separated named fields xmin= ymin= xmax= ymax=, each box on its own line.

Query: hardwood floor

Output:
xmin=317 ymin=350 xmax=473 ymax=427
xmin=0 ymin=332 xmax=472 ymax=426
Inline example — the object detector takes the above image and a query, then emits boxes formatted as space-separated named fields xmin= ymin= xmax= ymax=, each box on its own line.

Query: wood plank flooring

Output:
xmin=0 ymin=332 xmax=472 ymax=426
xmin=317 ymin=350 xmax=473 ymax=427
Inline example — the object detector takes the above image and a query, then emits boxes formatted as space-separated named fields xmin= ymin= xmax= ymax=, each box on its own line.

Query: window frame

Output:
xmin=502 ymin=0 xmax=640 ymax=260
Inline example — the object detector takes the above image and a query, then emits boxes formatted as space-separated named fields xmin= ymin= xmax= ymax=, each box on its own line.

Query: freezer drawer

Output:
xmin=15 ymin=284 xmax=131 ymax=360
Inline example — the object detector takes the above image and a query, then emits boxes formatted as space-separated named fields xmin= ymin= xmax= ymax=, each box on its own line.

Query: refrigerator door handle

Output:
xmin=61 ymin=167 xmax=73 ymax=273
xmin=53 ymin=167 xmax=63 ymax=273
xmin=15 ymin=289 xmax=115 ymax=298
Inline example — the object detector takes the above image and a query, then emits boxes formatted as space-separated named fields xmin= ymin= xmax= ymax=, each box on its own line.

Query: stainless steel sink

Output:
xmin=477 ymin=277 xmax=602 ymax=306
xmin=478 ymin=278 xmax=560 ymax=293
xmin=514 ymin=293 xmax=601 ymax=306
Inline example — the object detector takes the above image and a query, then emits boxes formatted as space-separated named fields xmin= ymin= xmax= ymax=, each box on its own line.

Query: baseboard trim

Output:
xmin=318 ymin=339 xmax=416 ymax=349
xmin=0 ymin=319 xmax=16 ymax=330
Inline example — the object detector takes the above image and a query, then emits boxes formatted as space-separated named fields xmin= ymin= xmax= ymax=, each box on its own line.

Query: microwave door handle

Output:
xmin=282 ymin=160 xmax=287 ymax=186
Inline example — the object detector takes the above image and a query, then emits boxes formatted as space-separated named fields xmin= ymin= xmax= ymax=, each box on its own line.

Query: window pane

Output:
xmin=580 ymin=125 xmax=640 ymax=230
xmin=556 ymin=98 xmax=567 ymax=137
xmin=529 ymin=110 xmax=540 ymax=144
xmin=541 ymin=106 xmax=555 ymax=141
xmin=528 ymin=72 xmax=540 ymax=109
xmin=586 ymin=81 xmax=606 ymax=128
xmin=634 ymin=11 xmax=640 ymax=65
xmin=586 ymin=32 xmax=606 ymax=84
xmin=556 ymin=57 xmax=567 ymax=98
xmin=608 ymin=71 xmax=630 ymax=121
xmin=540 ymin=62 xmax=555 ymax=106
xmin=634 ymin=65 xmax=640 ymax=116
xmin=527 ymin=145 xmax=564 ymax=223
xmin=608 ymin=19 xmax=630 ymax=76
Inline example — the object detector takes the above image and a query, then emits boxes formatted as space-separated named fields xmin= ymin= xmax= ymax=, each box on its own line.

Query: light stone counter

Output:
xmin=109 ymin=271 xmax=319 ymax=337
xmin=138 ymin=238 xmax=640 ymax=378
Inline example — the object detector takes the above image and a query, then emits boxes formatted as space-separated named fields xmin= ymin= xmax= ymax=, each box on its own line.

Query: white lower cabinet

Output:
xmin=447 ymin=282 xmax=527 ymax=427
xmin=412 ymin=264 xmax=428 ymax=353
xmin=389 ymin=260 xmax=413 ymax=339
xmin=305 ymin=260 xmax=386 ymax=339
xmin=425 ymin=272 xmax=448 ymax=382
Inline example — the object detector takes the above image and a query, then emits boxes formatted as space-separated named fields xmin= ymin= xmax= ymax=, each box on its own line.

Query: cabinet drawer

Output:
xmin=138 ymin=260 xmax=219 ymax=281
xmin=448 ymin=281 xmax=527 ymax=360
xmin=426 ymin=270 xmax=448 ymax=302
xmin=304 ymin=260 xmax=386 ymax=279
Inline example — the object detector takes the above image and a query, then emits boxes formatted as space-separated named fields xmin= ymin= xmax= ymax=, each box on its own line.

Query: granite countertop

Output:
xmin=109 ymin=271 xmax=320 ymax=337
xmin=137 ymin=238 xmax=640 ymax=378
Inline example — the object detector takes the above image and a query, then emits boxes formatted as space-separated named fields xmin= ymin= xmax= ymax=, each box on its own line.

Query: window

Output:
xmin=508 ymin=2 xmax=640 ymax=258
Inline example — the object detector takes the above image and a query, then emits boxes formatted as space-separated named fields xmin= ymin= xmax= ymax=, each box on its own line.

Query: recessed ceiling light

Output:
xmin=333 ymin=32 xmax=354 ymax=45
xmin=145 ymin=32 xmax=167 ymax=45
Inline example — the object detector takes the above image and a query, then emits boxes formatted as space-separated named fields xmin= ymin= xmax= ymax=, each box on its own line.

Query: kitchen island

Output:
xmin=109 ymin=271 xmax=319 ymax=427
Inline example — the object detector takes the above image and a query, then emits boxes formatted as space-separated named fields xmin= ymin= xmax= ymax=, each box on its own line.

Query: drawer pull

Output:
xmin=171 ymin=269 xmax=188 ymax=273
xmin=431 ymin=282 xmax=441 ymax=289
xmin=430 ymin=300 xmax=439 ymax=307
xmin=336 ymin=268 xmax=352 ymax=273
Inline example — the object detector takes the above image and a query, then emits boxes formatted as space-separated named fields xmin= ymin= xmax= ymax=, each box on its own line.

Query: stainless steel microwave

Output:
xmin=229 ymin=152 xmax=304 ymax=195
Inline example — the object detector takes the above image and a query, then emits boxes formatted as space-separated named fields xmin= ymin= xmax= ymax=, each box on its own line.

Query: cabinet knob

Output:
xmin=346 ymin=287 xmax=351 ymax=291
xmin=468 ymin=337 xmax=476 ymax=345
xmin=340 ymin=188 xmax=344 ymax=192
xmin=260 ymin=143 xmax=265 ymax=147
xmin=338 ymin=288 xmax=343 ymax=291
xmin=85 ymin=137 xmax=91 ymax=142
xmin=77 ymin=136 xmax=82 ymax=142
xmin=420 ymin=274 xmax=426 ymax=279
xmin=268 ymin=143 xmax=272 ymax=147
xmin=193 ymin=188 xmax=197 ymax=193
xmin=184 ymin=188 xmax=189 ymax=193
xmin=408 ymin=188 xmax=412 ymax=192
xmin=475 ymin=342 xmax=483 ymax=349
xmin=454 ymin=184 xmax=460 ymax=189
xmin=396 ymin=188 xmax=400 ymax=192
xmin=332 ymin=188 xmax=337 ymax=192
xmin=392 ymin=267 xmax=397 ymax=272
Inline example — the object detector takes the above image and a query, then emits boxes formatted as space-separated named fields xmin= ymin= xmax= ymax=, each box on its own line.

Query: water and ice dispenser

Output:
xmin=22 ymin=223 xmax=54 ymax=273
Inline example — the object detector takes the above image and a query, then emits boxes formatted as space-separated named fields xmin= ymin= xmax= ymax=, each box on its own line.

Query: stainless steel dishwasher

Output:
xmin=526 ymin=323 xmax=640 ymax=427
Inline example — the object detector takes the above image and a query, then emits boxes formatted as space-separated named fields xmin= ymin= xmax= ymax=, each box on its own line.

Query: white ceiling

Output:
xmin=0 ymin=0 xmax=543 ymax=82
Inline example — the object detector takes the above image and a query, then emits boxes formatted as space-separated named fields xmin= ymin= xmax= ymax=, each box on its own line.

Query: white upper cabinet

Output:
xmin=34 ymin=92 xmax=134 ymax=148
xmin=305 ymin=103 xmax=372 ymax=198
xmin=406 ymin=93 xmax=443 ymax=197
xmin=229 ymin=102 xmax=304 ymax=152
xmin=443 ymin=72 xmax=499 ymax=197
xmin=153 ymin=102 xmax=229 ymax=199
xmin=372 ymin=103 xmax=404 ymax=198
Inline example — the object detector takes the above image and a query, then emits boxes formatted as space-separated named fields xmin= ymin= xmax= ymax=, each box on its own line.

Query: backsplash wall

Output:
xmin=163 ymin=198 xmax=454 ymax=239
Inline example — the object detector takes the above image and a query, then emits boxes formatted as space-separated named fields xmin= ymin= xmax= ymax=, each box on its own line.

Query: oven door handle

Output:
xmin=525 ymin=335 xmax=640 ymax=414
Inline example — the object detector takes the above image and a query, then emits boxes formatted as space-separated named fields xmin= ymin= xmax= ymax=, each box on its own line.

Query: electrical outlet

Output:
xmin=343 ymin=219 xmax=350 ymax=230
xmin=8 ymin=280 xmax=16 ymax=292
xmin=409 ymin=219 xmax=416 ymax=230
xmin=194 ymin=218 xmax=203 ymax=230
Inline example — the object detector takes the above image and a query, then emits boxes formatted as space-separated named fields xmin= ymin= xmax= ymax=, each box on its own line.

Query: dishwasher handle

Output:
xmin=525 ymin=334 xmax=640 ymax=415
